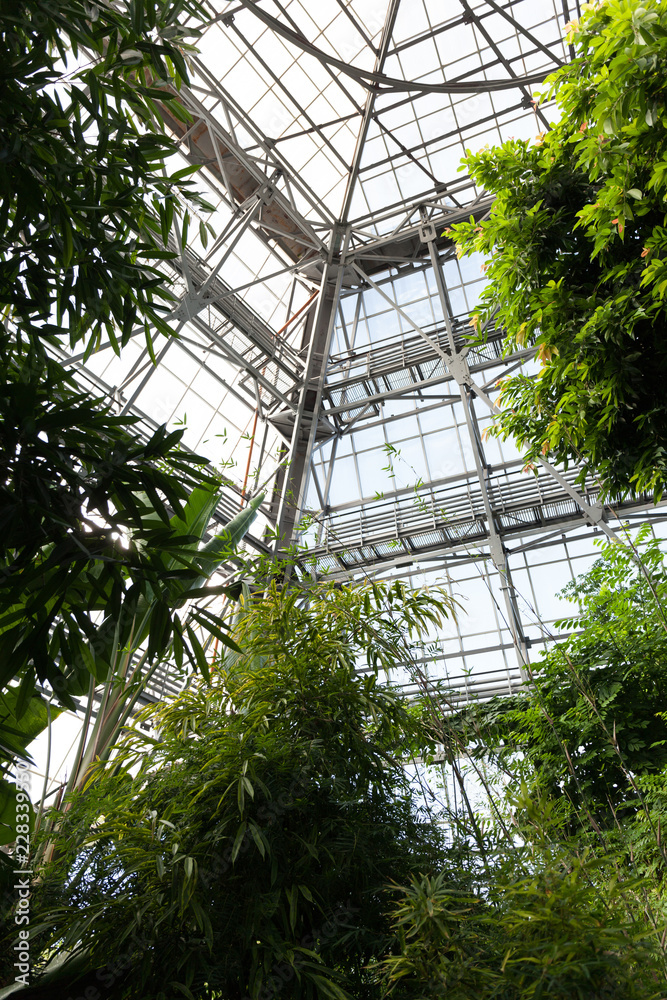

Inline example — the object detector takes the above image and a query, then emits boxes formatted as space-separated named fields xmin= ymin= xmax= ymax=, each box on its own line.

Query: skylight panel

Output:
xmin=300 ymin=152 xmax=345 ymax=206
xmin=391 ymin=118 xmax=428 ymax=153
xmin=249 ymin=91 xmax=294 ymax=139
xmin=375 ymin=95 xmax=420 ymax=131
xmin=224 ymin=57 xmax=270 ymax=110
xmin=261 ymin=36 xmax=295 ymax=77
xmin=81 ymin=338 xmax=145 ymax=387
xmin=277 ymin=131 xmax=324 ymax=173
xmin=347 ymin=0 xmax=391 ymax=44
xmin=498 ymin=113 xmax=538 ymax=144
xmin=529 ymin=17 xmax=564 ymax=53
xmin=161 ymin=344 xmax=206 ymax=390
xmin=392 ymin=0 xmax=432 ymax=46
xmin=282 ymin=0 xmax=322 ymax=42
xmin=234 ymin=7 xmax=269 ymax=45
xmin=324 ymin=15 xmax=377 ymax=67
xmin=328 ymin=456 xmax=361 ymax=505
xmin=396 ymin=35 xmax=440 ymax=81
xmin=178 ymin=394 xmax=218 ymax=446
xmin=184 ymin=359 xmax=230 ymax=407
xmin=361 ymin=133 xmax=390 ymax=167
xmin=282 ymin=61 xmax=327 ymax=112
xmin=433 ymin=20 xmax=481 ymax=74
xmin=522 ymin=47 xmax=555 ymax=75
xmin=328 ymin=121 xmax=360 ymax=163
xmin=304 ymin=93 xmax=343 ymax=135
xmin=357 ymin=449 xmax=397 ymax=497
xmin=197 ymin=21 xmax=246 ymax=70
xmin=489 ymin=86 xmax=522 ymax=115
xmin=141 ymin=362 xmax=189 ymax=417
xmin=522 ymin=0 xmax=562 ymax=29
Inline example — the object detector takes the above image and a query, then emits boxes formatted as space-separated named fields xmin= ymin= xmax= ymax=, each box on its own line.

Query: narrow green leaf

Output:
xmin=231 ymin=822 xmax=247 ymax=863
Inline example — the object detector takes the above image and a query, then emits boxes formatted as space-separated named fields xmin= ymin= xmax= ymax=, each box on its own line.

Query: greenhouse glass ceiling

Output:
xmin=62 ymin=0 xmax=667 ymax=704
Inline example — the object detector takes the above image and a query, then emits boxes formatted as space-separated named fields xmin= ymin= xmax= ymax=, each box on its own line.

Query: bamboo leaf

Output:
xmin=231 ymin=822 xmax=247 ymax=863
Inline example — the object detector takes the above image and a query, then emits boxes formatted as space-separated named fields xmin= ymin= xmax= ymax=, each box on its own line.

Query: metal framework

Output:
xmin=70 ymin=0 xmax=667 ymax=704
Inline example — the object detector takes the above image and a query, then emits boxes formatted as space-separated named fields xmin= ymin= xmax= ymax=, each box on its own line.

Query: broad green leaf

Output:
xmin=190 ymin=492 xmax=265 ymax=589
xmin=0 ymin=778 xmax=35 ymax=847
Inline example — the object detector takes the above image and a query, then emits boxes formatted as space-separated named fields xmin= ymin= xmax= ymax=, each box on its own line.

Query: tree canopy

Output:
xmin=1 ymin=0 xmax=210 ymax=353
xmin=0 ymin=1 xmax=229 ymax=759
xmin=8 ymin=575 xmax=663 ymax=1000
xmin=21 ymin=580 xmax=453 ymax=1000
xmin=450 ymin=0 xmax=667 ymax=500
xmin=461 ymin=527 xmax=667 ymax=832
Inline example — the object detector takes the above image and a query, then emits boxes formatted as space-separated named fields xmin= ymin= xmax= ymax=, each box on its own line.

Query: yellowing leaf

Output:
xmin=537 ymin=343 xmax=559 ymax=364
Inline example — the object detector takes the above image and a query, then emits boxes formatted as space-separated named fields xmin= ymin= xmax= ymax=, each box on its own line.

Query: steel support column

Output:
xmin=461 ymin=363 xmax=622 ymax=545
xmin=460 ymin=385 xmax=531 ymax=672
xmin=275 ymin=237 xmax=348 ymax=547
xmin=426 ymin=232 xmax=531 ymax=673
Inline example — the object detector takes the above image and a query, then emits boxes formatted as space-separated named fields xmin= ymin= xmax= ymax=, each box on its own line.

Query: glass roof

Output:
xmin=178 ymin=0 xmax=570 ymax=230
xmin=61 ymin=0 xmax=667 ymax=713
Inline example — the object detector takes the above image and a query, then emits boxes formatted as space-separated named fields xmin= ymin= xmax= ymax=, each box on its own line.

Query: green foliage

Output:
xmin=0 ymin=0 xmax=231 ymax=769
xmin=0 ymin=0 xmax=210 ymax=352
xmin=376 ymin=873 xmax=488 ymax=999
xmin=0 ymin=344 xmax=261 ymax=780
xmin=38 ymin=485 xmax=265 ymax=806
xmin=449 ymin=0 xmax=667 ymax=499
xmin=0 ymin=341 xmax=263 ymax=783
xmin=0 ymin=777 xmax=35 ymax=848
xmin=0 ymin=348 xmax=219 ymax=722
xmin=378 ymin=854 xmax=662 ymax=1000
xmin=377 ymin=528 xmax=667 ymax=999
xmin=6 ymin=571 xmax=667 ymax=1000
xmin=488 ymin=853 xmax=659 ymax=1000
xmin=24 ymin=580 xmax=454 ymax=1000
xmin=465 ymin=528 xmax=667 ymax=830
xmin=0 ymin=685 xmax=61 ymax=773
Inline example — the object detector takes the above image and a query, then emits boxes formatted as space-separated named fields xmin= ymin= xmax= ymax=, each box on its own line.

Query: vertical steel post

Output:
xmin=275 ymin=231 xmax=349 ymax=548
xmin=425 ymin=230 xmax=531 ymax=674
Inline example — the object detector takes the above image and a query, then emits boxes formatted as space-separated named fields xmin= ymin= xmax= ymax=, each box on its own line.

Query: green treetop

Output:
xmin=449 ymin=0 xmax=667 ymax=500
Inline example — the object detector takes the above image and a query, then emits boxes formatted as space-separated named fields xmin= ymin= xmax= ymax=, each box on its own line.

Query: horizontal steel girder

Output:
xmin=323 ymin=318 xmax=520 ymax=424
xmin=166 ymin=245 xmax=305 ymax=411
xmin=302 ymin=463 xmax=667 ymax=579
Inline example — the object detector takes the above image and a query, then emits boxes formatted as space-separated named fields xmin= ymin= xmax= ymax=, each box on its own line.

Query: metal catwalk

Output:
xmin=67 ymin=0 xmax=667 ymax=703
